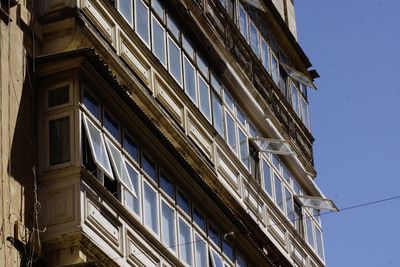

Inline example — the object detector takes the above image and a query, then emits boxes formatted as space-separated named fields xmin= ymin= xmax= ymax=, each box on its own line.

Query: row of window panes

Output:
xmin=81 ymin=95 xmax=251 ymax=266
xmin=235 ymin=3 xmax=311 ymax=129
xmin=115 ymin=0 xmax=261 ymax=170
xmin=305 ymin=210 xmax=325 ymax=261
xmin=113 ymin=0 xmax=317 ymax=248
xmin=110 ymin=0 xmax=313 ymax=236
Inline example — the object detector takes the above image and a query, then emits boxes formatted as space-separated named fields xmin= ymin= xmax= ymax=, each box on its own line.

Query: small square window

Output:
xmin=48 ymin=85 xmax=69 ymax=108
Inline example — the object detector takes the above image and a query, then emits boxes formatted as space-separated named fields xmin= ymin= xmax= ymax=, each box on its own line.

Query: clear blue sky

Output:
xmin=296 ymin=1 xmax=400 ymax=266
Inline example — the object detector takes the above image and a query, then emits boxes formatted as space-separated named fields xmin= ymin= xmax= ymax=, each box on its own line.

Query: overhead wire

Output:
xmin=105 ymin=193 xmax=400 ymax=261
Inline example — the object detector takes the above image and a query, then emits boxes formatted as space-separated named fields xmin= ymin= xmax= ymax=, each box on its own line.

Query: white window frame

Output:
xmin=105 ymin=138 xmax=137 ymax=197
xmin=194 ymin=232 xmax=209 ymax=267
xmin=183 ymin=55 xmax=197 ymax=103
xmin=198 ymin=73 xmax=212 ymax=122
xmin=151 ymin=14 xmax=167 ymax=67
xmin=142 ymin=180 xmax=160 ymax=236
xmin=117 ymin=0 xmax=133 ymax=26
xmin=167 ymin=35 xmax=183 ymax=86
xmin=177 ymin=215 xmax=194 ymax=267
xmin=82 ymin=113 xmax=114 ymax=179
xmin=160 ymin=197 xmax=177 ymax=254
xmin=124 ymin=159 xmax=142 ymax=219
xmin=134 ymin=0 xmax=150 ymax=46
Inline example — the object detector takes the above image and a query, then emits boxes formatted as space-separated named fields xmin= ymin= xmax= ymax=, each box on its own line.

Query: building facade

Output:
xmin=0 ymin=0 xmax=329 ymax=266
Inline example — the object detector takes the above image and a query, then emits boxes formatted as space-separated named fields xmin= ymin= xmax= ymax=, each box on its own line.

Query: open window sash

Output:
xmin=82 ymin=114 xmax=114 ymax=179
xmin=105 ymin=138 xmax=137 ymax=198
xmin=249 ymin=137 xmax=296 ymax=156
xmin=294 ymin=195 xmax=338 ymax=212
xmin=280 ymin=63 xmax=317 ymax=89
xmin=210 ymin=248 xmax=224 ymax=267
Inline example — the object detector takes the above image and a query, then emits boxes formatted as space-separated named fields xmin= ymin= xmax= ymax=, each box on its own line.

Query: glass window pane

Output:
xmin=161 ymin=201 xmax=176 ymax=250
xmin=83 ymin=91 xmax=101 ymax=120
xmin=168 ymin=36 xmax=182 ymax=84
xmin=118 ymin=0 xmax=133 ymax=24
xmin=197 ymin=54 xmax=208 ymax=79
xmin=152 ymin=16 xmax=166 ymax=65
xmin=249 ymin=143 xmax=258 ymax=178
xmin=199 ymin=76 xmax=211 ymax=121
xmin=152 ymin=0 xmax=164 ymax=18
xmin=239 ymin=5 xmax=248 ymax=41
xmin=282 ymin=165 xmax=291 ymax=182
xmin=49 ymin=117 xmax=70 ymax=165
xmin=291 ymin=82 xmax=300 ymax=116
xmin=160 ymin=174 xmax=174 ymax=198
xmin=294 ymin=200 xmax=303 ymax=235
xmin=208 ymin=224 xmax=220 ymax=247
xmin=262 ymin=160 xmax=272 ymax=197
xmin=239 ymin=129 xmax=249 ymax=168
xmin=123 ymin=133 xmax=138 ymax=162
xmin=49 ymin=85 xmax=69 ymax=108
xmin=104 ymin=112 xmax=119 ymax=141
xmin=184 ymin=57 xmax=196 ymax=102
xmin=223 ymin=89 xmax=234 ymax=110
xmin=144 ymin=183 xmax=159 ymax=234
xmin=83 ymin=115 xmax=114 ymax=178
xmin=193 ymin=207 xmax=206 ymax=232
xmin=248 ymin=121 xmax=257 ymax=137
xmin=293 ymin=179 xmax=302 ymax=195
xmin=301 ymin=98 xmax=310 ymax=129
xmin=261 ymin=38 xmax=269 ymax=72
xmin=125 ymin=164 xmax=141 ymax=215
xmin=210 ymin=249 xmax=224 ymax=267
xmin=177 ymin=190 xmax=190 ymax=215
xmin=142 ymin=154 xmax=156 ymax=181
xmin=135 ymin=0 xmax=150 ymax=45
xmin=236 ymin=106 xmax=246 ymax=126
xmin=222 ymin=240 xmax=234 ymax=262
xmin=183 ymin=34 xmax=195 ymax=60
xmin=167 ymin=15 xmax=180 ymax=40
xmin=105 ymin=139 xmax=135 ymax=195
xmin=272 ymin=154 xmax=280 ymax=171
xmin=271 ymin=54 xmax=279 ymax=85
xmin=210 ymin=72 xmax=221 ymax=95
xmin=285 ymin=188 xmax=294 ymax=222
xmin=274 ymin=175 xmax=284 ymax=211
xmin=212 ymin=95 xmax=224 ymax=137
xmin=249 ymin=21 xmax=259 ymax=56
xmin=225 ymin=112 xmax=236 ymax=152
xmin=195 ymin=234 xmax=208 ymax=267
xmin=306 ymin=216 xmax=314 ymax=248
xmin=178 ymin=218 xmax=193 ymax=266
xmin=316 ymin=228 xmax=324 ymax=259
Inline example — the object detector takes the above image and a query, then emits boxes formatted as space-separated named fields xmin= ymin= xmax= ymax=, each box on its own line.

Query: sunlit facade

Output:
xmin=1 ymin=0 xmax=328 ymax=266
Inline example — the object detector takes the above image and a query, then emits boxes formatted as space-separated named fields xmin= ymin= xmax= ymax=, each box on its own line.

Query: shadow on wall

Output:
xmin=7 ymin=56 xmax=45 ymax=267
